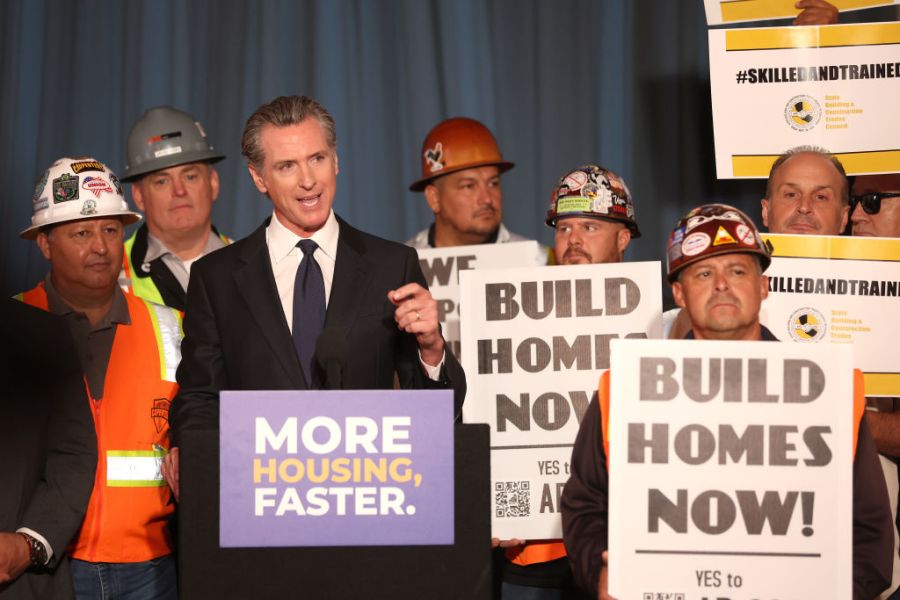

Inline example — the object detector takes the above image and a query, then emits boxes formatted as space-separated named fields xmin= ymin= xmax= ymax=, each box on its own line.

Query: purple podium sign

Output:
xmin=219 ymin=389 xmax=454 ymax=547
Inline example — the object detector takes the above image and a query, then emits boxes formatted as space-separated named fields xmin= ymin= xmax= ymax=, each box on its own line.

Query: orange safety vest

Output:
xmin=17 ymin=283 xmax=182 ymax=562
xmin=596 ymin=368 xmax=867 ymax=471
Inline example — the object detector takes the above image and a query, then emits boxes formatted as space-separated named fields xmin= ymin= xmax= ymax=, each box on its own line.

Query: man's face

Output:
xmin=671 ymin=253 xmax=768 ymax=341
xmin=761 ymin=152 xmax=848 ymax=235
xmin=850 ymin=174 xmax=900 ymax=238
xmin=554 ymin=216 xmax=630 ymax=265
xmin=131 ymin=162 xmax=219 ymax=240
xmin=248 ymin=119 xmax=338 ymax=237
xmin=425 ymin=166 xmax=502 ymax=244
xmin=36 ymin=217 xmax=124 ymax=297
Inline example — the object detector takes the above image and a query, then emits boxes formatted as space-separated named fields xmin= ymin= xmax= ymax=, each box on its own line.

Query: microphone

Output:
xmin=315 ymin=329 xmax=347 ymax=390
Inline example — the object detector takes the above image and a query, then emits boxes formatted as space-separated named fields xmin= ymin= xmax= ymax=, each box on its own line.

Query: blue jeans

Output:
xmin=71 ymin=555 xmax=177 ymax=600
xmin=502 ymin=582 xmax=564 ymax=600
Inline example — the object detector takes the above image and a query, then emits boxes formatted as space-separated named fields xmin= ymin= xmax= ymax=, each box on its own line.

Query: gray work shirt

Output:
xmin=44 ymin=275 xmax=130 ymax=399
xmin=144 ymin=230 xmax=227 ymax=291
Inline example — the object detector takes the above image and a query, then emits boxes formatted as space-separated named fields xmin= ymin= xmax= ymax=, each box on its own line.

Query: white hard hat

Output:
xmin=21 ymin=157 xmax=141 ymax=239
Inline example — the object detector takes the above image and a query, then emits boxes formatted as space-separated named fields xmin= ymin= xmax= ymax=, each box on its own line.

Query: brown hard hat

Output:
xmin=666 ymin=203 xmax=771 ymax=283
xmin=409 ymin=117 xmax=514 ymax=191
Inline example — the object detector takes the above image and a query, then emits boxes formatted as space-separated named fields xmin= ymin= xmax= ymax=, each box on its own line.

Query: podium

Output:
xmin=177 ymin=424 xmax=491 ymax=599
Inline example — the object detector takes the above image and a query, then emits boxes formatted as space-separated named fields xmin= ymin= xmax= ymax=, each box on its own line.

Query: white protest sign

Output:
xmin=609 ymin=339 xmax=854 ymax=599
xmin=704 ymin=0 xmax=899 ymax=26
xmin=760 ymin=232 xmax=900 ymax=396
xmin=460 ymin=262 xmax=662 ymax=539
xmin=709 ymin=23 xmax=900 ymax=178
xmin=417 ymin=241 xmax=545 ymax=360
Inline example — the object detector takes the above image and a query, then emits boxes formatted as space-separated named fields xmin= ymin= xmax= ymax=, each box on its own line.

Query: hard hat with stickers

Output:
xmin=21 ymin=157 xmax=141 ymax=239
xmin=666 ymin=203 xmax=771 ymax=282
xmin=545 ymin=164 xmax=641 ymax=237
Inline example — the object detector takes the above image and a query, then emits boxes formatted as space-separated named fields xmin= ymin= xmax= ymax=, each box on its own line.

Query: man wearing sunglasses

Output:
xmin=852 ymin=172 xmax=900 ymax=600
xmin=851 ymin=174 xmax=900 ymax=239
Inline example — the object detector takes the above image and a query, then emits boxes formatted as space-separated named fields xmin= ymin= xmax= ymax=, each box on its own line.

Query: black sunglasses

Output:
xmin=850 ymin=192 xmax=900 ymax=215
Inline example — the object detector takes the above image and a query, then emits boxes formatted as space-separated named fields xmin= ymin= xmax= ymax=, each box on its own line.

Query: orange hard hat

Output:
xmin=409 ymin=117 xmax=514 ymax=191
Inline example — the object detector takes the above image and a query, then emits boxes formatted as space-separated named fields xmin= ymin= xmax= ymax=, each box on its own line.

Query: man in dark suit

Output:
xmin=166 ymin=95 xmax=466 ymax=497
xmin=0 ymin=299 xmax=97 ymax=599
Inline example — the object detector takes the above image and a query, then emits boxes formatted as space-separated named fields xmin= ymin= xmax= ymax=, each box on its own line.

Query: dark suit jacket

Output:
xmin=171 ymin=216 xmax=466 ymax=444
xmin=0 ymin=299 xmax=97 ymax=600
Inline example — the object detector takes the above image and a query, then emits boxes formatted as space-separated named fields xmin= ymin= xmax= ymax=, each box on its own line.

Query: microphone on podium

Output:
xmin=315 ymin=329 xmax=347 ymax=390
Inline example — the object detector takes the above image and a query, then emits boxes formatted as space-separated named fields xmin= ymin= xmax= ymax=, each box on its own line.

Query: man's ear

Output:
xmin=760 ymin=198 xmax=770 ymax=228
xmin=759 ymin=274 xmax=769 ymax=301
xmin=424 ymin=184 xmax=440 ymax=215
xmin=209 ymin=167 xmax=221 ymax=202
xmin=616 ymin=228 xmax=632 ymax=254
xmin=671 ymin=281 xmax=686 ymax=309
xmin=131 ymin=183 xmax=146 ymax=212
xmin=248 ymin=165 xmax=267 ymax=194
xmin=36 ymin=232 xmax=52 ymax=261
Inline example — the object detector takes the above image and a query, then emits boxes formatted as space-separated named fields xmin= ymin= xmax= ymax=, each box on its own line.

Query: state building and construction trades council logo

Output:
xmin=788 ymin=307 xmax=827 ymax=343
xmin=785 ymin=95 xmax=822 ymax=132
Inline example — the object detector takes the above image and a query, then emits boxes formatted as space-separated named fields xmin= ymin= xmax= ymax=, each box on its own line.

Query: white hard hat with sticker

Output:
xmin=21 ymin=157 xmax=141 ymax=239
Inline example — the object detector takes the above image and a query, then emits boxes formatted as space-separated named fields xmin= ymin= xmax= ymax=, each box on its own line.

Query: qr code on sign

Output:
xmin=495 ymin=481 xmax=530 ymax=517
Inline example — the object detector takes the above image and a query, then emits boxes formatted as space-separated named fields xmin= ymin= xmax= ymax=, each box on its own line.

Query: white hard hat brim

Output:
xmin=20 ymin=211 xmax=142 ymax=240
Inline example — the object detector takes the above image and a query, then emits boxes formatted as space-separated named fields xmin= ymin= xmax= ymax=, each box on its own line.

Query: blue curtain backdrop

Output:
xmin=1 ymin=0 xmax=894 ymax=297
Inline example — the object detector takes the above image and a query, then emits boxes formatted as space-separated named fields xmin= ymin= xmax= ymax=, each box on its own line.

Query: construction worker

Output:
xmin=407 ymin=117 xmax=547 ymax=262
xmin=495 ymin=165 xmax=640 ymax=599
xmin=119 ymin=106 xmax=230 ymax=311
xmin=18 ymin=157 xmax=182 ymax=599
xmin=562 ymin=204 xmax=892 ymax=600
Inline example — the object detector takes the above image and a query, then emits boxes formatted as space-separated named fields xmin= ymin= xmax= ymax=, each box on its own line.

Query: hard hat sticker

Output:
xmin=71 ymin=160 xmax=105 ymax=174
xmin=556 ymin=197 xmax=593 ymax=214
xmin=424 ymin=143 xmax=444 ymax=173
xmin=154 ymin=146 xmax=183 ymax=159
xmin=148 ymin=131 xmax=182 ymax=144
xmin=713 ymin=225 xmax=737 ymax=246
xmin=52 ymin=173 xmax=79 ymax=203
xmin=82 ymin=176 xmax=114 ymax=199
xmin=681 ymin=232 xmax=711 ymax=257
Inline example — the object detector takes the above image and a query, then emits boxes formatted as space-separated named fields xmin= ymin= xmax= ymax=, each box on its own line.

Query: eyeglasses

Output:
xmin=850 ymin=192 xmax=900 ymax=215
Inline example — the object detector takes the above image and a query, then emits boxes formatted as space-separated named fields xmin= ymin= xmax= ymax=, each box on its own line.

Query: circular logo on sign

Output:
xmin=785 ymin=95 xmax=822 ymax=132
xmin=681 ymin=232 xmax=711 ymax=257
xmin=788 ymin=307 xmax=826 ymax=343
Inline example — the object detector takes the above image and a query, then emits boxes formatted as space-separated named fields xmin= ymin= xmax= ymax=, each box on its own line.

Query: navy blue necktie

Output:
xmin=292 ymin=239 xmax=325 ymax=387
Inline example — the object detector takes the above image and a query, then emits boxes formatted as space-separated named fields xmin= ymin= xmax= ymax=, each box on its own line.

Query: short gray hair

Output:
xmin=765 ymin=145 xmax=849 ymax=204
xmin=241 ymin=95 xmax=337 ymax=171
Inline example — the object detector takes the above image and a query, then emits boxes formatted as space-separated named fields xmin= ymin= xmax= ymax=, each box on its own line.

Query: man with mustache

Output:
xmin=851 ymin=171 xmax=900 ymax=600
xmin=407 ymin=117 xmax=547 ymax=261
xmin=549 ymin=165 xmax=640 ymax=267
xmin=119 ymin=106 xmax=231 ymax=311
xmin=562 ymin=204 xmax=892 ymax=600
xmin=17 ymin=157 xmax=183 ymax=599
xmin=496 ymin=165 xmax=640 ymax=600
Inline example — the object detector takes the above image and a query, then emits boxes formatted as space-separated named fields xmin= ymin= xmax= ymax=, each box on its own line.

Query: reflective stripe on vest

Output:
xmin=145 ymin=300 xmax=182 ymax=382
xmin=106 ymin=449 xmax=166 ymax=487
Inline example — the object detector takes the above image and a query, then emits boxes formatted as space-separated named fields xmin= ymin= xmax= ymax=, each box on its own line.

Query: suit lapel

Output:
xmin=325 ymin=218 xmax=370 ymax=332
xmin=233 ymin=223 xmax=307 ymax=388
